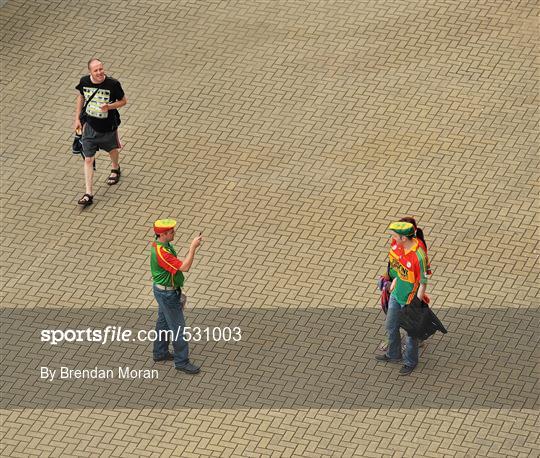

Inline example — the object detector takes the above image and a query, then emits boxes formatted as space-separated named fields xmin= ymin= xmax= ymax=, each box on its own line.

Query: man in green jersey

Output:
xmin=151 ymin=219 xmax=202 ymax=374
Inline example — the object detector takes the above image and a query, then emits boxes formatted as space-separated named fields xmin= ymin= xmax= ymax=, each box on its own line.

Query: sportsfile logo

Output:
xmin=41 ymin=327 xmax=132 ymax=345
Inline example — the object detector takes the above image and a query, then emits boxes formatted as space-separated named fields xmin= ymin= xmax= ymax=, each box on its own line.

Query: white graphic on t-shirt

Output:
xmin=83 ymin=87 xmax=110 ymax=119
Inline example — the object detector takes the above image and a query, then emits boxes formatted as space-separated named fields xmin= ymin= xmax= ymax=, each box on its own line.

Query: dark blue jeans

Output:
xmin=152 ymin=285 xmax=189 ymax=368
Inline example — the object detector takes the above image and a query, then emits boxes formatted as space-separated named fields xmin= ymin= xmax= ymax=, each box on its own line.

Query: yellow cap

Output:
xmin=388 ymin=221 xmax=415 ymax=237
xmin=154 ymin=219 xmax=177 ymax=234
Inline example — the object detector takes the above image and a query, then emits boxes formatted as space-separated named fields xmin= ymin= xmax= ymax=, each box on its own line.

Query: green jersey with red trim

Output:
xmin=389 ymin=240 xmax=428 ymax=305
xmin=150 ymin=241 xmax=184 ymax=288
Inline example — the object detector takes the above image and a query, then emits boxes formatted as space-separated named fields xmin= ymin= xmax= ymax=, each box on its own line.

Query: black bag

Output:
xmin=399 ymin=296 xmax=447 ymax=340
xmin=71 ymin=133 xmax=95 ymax=170
xmin=72 ymin=134 xmax=83 ymax=155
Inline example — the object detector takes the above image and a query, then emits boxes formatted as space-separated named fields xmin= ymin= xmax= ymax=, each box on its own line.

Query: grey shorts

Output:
xmin=82 ymin=123 xmax=121 ymax=158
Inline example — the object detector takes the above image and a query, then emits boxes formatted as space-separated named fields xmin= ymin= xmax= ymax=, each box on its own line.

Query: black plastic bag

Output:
xmin=399 ymin=296 xmax=447 ymax=340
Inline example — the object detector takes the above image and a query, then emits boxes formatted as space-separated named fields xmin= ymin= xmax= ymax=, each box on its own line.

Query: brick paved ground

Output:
xmin=1 ymin=0 xmax=538 ymax=456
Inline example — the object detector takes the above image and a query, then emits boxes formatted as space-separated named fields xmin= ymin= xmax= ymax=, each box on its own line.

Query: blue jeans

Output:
xmin=152 ymin=285 xmax=189 ymax=368
xmin=386 ymin=294 xmax=419 ymax=368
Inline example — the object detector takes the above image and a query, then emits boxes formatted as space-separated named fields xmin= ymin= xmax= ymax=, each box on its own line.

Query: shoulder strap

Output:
xmin=83 ymin=87 xmax=100 ymax=110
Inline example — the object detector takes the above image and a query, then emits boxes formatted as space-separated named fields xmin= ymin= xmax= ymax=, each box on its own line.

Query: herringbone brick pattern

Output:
xmin=1 ymin=0 xmax=538 ymax=456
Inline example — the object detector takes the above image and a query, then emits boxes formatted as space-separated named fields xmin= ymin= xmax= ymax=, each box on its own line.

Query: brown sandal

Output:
xmin=77 ymin=194 xmax=93 ymax=207
xmin=107 ymin=167 xmax=121 ymax=185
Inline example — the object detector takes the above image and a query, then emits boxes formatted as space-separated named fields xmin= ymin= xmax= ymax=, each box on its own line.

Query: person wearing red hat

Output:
xmin=150 ymin=219 xmax=203 ymax=374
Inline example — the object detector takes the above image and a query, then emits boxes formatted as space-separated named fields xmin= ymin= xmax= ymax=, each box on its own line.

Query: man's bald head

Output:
xmin=88 ymin=58 xmax=105 ymax=84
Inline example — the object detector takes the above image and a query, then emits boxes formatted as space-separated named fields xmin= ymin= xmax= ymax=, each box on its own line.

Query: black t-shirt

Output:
xmin=75 ymin=75 xmax=125 ymax=132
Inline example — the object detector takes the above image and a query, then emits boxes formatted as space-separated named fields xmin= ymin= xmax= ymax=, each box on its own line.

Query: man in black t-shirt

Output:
xmin=74 ymin=58 xmax=127 ymax=207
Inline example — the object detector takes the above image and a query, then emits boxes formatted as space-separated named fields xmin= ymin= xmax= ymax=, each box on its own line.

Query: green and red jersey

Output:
xmin=388 ymin=239 xmax=428 ymax=305
xmin=388 ymin=238 xmax=431 ymax=279
xmin=150 ymin=241 xmax=184 ymax=289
